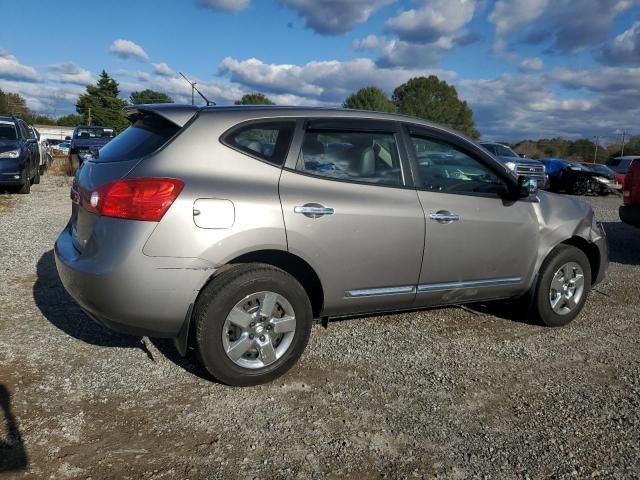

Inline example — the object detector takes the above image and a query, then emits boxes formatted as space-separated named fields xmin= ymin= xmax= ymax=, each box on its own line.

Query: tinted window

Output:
xmin=411 ymin=136 xmax=508 ymax=196
xmin=224 ymin=121 xmax=295 ymax=166
xmin=299 ymin=129 xmax=402 ymax=186
xmin=74 ymin=127 xmax=115 ymax=139
xmin=492 ymin=144 xmax=519 ymax=158
xmin=94 ymin=114 xmax=179 ymax=163
xmin=0 ymin=121 xmax=17 ymax=140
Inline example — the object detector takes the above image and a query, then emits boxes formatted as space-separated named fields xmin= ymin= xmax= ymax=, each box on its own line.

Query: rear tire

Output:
xmin=529 ymin=245 xmax=591 ymax=327
xmin=195 ymin=264 xmax=313 ymax=386
xmin=33 ymin=167 xmax=40 ymax=185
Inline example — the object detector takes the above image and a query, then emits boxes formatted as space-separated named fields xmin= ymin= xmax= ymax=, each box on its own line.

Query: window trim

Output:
xmin=401 ymin=124 xmax=518 ymax=199
xmin=220 ymin=119 xmax=296 ymax=167
xmin=289 ymin=118 xmax=411 ymax=189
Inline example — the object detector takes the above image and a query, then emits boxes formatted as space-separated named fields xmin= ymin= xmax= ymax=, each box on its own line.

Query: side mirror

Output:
xmin=65 ymin=136 xmax=71 ymax=140
xmin=517 ymin=176 xmax=538 ymax=198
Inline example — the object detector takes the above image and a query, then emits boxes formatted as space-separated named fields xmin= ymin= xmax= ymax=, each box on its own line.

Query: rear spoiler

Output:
xmin=122 ymin=104 xmax=200 ymax=128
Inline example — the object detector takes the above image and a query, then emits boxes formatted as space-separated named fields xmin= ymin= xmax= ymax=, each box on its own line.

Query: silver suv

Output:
xmin=55 ymin=105 xmax=608 ymax=386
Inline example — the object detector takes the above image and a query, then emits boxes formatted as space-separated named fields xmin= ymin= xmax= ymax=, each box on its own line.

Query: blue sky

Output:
xmin=1 ymin=0 xmax=639 ymax=140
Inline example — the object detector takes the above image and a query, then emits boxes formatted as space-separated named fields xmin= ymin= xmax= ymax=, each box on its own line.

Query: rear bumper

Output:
xmin=620 ymin=205 xmax=640 ymax=228
xmin=54 ymin=224 xmax=216 ymax=338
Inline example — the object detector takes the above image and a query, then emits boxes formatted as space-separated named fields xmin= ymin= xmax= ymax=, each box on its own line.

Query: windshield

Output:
xmin=589 ymin=164 xmax=613 ymax=175
xmin=0 ymin=121 xmax=17 ymax=140
xmin=486 ymin=144 xmax=519 ymax=158
xmin=74 ymin=127 xmax=115 ymax=139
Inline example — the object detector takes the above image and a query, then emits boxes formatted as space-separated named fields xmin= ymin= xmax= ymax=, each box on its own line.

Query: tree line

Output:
xmin=2 ymin=70 xmax=637 ymax=160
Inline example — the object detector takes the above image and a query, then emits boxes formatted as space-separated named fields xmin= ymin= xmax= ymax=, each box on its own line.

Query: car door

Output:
xmin=403 ymin=125 xmax=539 ymax=306
xmin=279 ymin=118 xmax=425 ymax=316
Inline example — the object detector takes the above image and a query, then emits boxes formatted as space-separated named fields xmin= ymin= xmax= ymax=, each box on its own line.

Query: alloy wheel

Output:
xmin=222 ymin=291 xmax=297 ymax=369
xmin=548 ymin=262 xmax=585 ymax=315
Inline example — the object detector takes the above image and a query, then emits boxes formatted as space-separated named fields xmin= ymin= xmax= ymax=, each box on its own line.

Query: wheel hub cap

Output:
xmin=222 ymin=291 xmax=297 ymax=369
xmin=549 ymin=262 xmax=585 ymax=316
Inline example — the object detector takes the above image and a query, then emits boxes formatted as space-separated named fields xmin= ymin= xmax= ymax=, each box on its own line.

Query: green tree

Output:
xmin=129 ymin=89 xmax=173 ymax=105
xmin=235 ymin=93 xmax=275 ymax=105
xmin=392 ymin=76 xmax=480 ymax=139
xmin=76 ymin=70 xmax=128 ymax=131
xmin=343 ymin=86 xmax=396 ymax=113
xmin=57 ymin=114 xmax=84 ymax=127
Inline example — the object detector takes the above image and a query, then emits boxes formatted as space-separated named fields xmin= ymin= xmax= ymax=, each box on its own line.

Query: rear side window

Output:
xmin=223 ymin=121 xmax=295 ymax=166
xmin=298 ymin=129 xmax=403 ymax=186
xmin=94 ymin=114 xmax=180 ymax=163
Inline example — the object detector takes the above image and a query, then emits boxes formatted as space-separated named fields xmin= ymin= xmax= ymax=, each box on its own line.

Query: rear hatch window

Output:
xmin=92 ymin=114 xmax=180 ymax=163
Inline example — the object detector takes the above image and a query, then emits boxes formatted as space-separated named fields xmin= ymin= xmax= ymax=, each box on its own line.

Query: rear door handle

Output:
xmin=294 ymin=205 xmax=335 ymax=218
xmin=429 ymin=211 xmax=460 ymax=223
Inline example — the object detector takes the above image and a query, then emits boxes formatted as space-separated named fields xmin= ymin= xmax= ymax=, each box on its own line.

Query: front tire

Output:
xmin=33 ymin=166 xmax=40 ymax=185
xmin=17 ymin=171 xmax=30 ymax=194
xmin=530 ymin=245 xmax=591 ymax=327
xmin=195 ymin=264 xmax=313 ymax=386
xmin=572 ymin=178 xmax=588 ymax=195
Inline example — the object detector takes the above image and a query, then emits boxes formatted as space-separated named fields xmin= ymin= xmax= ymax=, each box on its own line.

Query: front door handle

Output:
xmin=429 ymin=211 xmax=460 ymax=223
xmin=294 ymin=204 xmax=335 ymax=218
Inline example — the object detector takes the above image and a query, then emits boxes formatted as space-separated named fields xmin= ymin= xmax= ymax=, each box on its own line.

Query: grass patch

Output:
xmin=49 ymin=155 xmax=73 ymax=177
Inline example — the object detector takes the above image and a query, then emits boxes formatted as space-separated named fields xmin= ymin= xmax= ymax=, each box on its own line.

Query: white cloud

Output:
xmin=490 ymin=0 xmax=639 ymax=54
xmin=597 ymin=21 xmax=640 ymax=65
xmin=0 ymin=50 xmax=38 ymax=82
xmin=153 ymin=62 xmax=175 ymax=77
xmin=519 ymin=57 xmax=544 ymax=72
xmin=354 ymin=35 xmax=450 ymax=67
xmin=278 ymin=0 xmax=394 ymax=35
xmin=218 ymin=56 xmax=456 ymax=102
xmin=109 ymin=39 xmax=150 ymax=62
xmin=197 ymin=0 xmax=249 ymax=13
xmin=46 ymin=63 xmax=94 ymax=85
xmin=385 ymin=0 xmax=476 ymax=44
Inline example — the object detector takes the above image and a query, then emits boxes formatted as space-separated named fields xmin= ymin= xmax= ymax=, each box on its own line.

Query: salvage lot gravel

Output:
xmin=1 ymin=175 xmax=639 ymax=479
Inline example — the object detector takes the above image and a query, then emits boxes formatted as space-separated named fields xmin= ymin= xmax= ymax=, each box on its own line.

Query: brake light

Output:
xmin=623 ymin=169 xmax=633 ymax=206
xmin=85 ymin=178 xmax=184 ymax=221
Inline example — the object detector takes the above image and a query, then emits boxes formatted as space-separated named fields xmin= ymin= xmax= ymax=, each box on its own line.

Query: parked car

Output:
xmin=620 ymin=158 xmax=640 ymax=227
xmin=55 ymin=105 xmax=608 ymax=386
xmin=579 ymin=162 xmax=623 ymax=195
xmin=541 ymin=158 xmax=614 ymax=195
xmin=480 ymin=142 xmax=548 ymax=188
xmin=0 ymin=115 xmax=40 ymax=193
xmin=29 ymin=126 xmax=47 ymax=175
xmin=607 ymin=156 xmax=639 ymax=185
xmin=53 ymin=141 xmax=71 ymax=156
xmin=68 ymin=125 xmax=115 ymax=171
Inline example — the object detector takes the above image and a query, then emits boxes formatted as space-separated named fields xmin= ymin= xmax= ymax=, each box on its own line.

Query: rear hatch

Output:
xmin=70 ymin=105 xmax=198 ymax=252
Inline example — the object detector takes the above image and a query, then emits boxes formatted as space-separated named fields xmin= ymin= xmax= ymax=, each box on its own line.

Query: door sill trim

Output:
xmin=345 ymin=286 xmax=416 ymax=298
xmin=417 ymin=277 xmax=522 ymax=293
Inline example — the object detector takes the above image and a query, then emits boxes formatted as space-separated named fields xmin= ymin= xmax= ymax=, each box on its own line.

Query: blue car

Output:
xmin=0 ymin=115 xmax=41 ymax=194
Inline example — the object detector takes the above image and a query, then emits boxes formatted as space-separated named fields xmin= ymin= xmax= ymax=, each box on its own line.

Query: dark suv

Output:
xmin=69 ymin=125 xmax=116 ymax=171
xmin=0 ymin=115 xmax=40 ymax=193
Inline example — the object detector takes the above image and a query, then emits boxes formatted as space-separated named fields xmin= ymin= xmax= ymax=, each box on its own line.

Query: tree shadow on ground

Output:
xmin=601 ymin=221 xmax=640 ymax=266
xmin=0 ymin=385 xmax=28 ymax=473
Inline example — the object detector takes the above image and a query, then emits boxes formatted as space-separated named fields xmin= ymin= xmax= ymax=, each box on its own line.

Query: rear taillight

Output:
xmin=622 ymin=168 xmax=634 ymax=206
xmin=85 ymin=178 xmax=184 ymax=221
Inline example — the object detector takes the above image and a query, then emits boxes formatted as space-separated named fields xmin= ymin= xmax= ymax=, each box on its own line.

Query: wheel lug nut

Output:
xmin=267 ymin=325 xmax=273 ymax=330
xmin=249 ymin=334 xmax=254 ymax=340
xmin=260 ymin=335 xmax=265 ymax=342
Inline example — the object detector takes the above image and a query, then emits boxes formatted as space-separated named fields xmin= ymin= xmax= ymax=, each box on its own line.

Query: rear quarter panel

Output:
xmin=138 ymin=111 xmax=288 ymax=264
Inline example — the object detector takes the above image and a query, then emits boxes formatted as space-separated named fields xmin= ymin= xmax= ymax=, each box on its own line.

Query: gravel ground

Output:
xmin=0 ymin=175 xmax=639 ymax=479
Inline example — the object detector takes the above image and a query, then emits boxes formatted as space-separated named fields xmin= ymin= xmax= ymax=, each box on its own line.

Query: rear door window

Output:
xmin=297 ymin=123 xmax=403 ymax=186
xmin=94 ymin=114 xmax=180 ymax=163
xmin=223 ymin=121 xmax=295 ymax=166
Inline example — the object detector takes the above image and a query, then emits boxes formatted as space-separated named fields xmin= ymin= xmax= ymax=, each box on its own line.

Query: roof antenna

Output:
xmin=179 ymin=72 xmax=215 ymax=106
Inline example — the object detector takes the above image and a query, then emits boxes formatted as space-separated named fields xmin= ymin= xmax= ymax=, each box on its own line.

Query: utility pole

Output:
xmin=621 ymin=130 xmax=627 ymax=157
xmin=593 ymin=136 xmax=601 ymax=162
xmin=88 ymin=107 xmax=92 ymax=126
